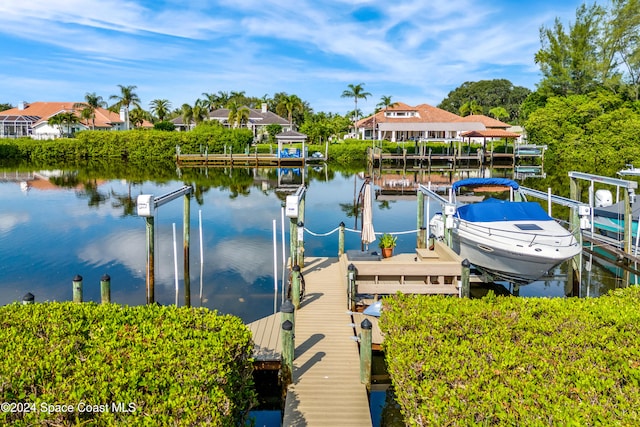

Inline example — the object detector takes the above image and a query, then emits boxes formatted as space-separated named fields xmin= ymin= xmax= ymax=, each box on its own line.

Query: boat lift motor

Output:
xmin=578 ymin=204 xmax=591 ymax=230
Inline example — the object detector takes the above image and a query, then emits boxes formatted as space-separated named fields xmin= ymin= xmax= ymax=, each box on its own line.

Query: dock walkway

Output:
xmin=282 ymin=257 xmax=372 ymax=426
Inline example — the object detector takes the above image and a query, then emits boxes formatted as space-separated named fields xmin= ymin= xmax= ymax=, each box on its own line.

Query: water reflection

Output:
xmin=0 ymin=161 xmax=629 ymax=321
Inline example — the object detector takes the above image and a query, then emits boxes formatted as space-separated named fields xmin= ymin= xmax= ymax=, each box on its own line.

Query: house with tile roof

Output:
xmin=355 ymin=103 xmax=521 ymax=143
xmin=172 ymin=103 xmax=291 ymax=141
xmin=0 ymin=101 xmax=151 ymax=139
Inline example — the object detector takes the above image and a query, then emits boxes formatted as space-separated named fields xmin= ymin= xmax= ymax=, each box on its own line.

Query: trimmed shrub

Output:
xmin=0 ymin=302 xmax=256 ymax=426
xmin=380 ymin=288 xmax=640 ymax=425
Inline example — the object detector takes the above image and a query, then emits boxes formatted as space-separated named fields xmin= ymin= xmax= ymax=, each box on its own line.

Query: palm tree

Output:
xmin=149 ymin=99 xmax=172 ymax=122
xmin=226 ymin=100 xmax=244 ymax=128
xmin=110 ymin=85 xmax=141 ymax=130
xmin=377 ymin=95 xmax=397 ymax=112
xmin=50 ymin=111 xmax=79 ymax=137
xmin=181 ymin=103 xmax=194 ymax=130
xmin=128 ymin=107 xmax=149 ymax=128
xmin=182 ymin=99 xmax=209 ymax=128
xmin=201 ymin=92 xmax=219 ymax=112
xmin=341 ymin=83 xmax=371 ymax=138
xmin=277 ymin=94 xmax=304 ymax=128
xmin=47 ymin=113 xmax=64 ymax=137
xmin=74 ymin=92 xmax=107 ymax=130
xmin=459 ymin=100 xmax=483 ymax=117
xmin=375 ymin=95 xmax=397 ymax=140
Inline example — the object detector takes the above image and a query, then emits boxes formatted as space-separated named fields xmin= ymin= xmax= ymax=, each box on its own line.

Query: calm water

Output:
xmin=0 ymin=165 xmax=621 ymax=314
xmin=0 ymin=162 xmax=625 ymax=426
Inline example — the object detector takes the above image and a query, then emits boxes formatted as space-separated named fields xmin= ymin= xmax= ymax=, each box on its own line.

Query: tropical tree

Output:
xmin=49 ymin=111 xmax=79 ymax=137
xmin=226 ymin=100 xmax=250 ymax=128
xmin=341 ymin=83 xmax=371 ymax=138
xmin=276 ymin=94 xmax=304 ymax=127
xmin=109 ymin=85 xmax=141 ymax=130
xmin=377 ymin=95 xmax=397 ymax=113
xmin=438 ymin=79 xmax=531 ymax=122
xmin=149 ymin=99 xmax=171 ymax=122
xmin=201 ymin=92 xmax=219 ymax=112
xmin=535 ymin=3 xmax=609 ymax=97
xmin=459 ymin=100 xmax=483 ymax=116
xmin=488 ymin=106 xmax=510 ymax=121
xmin=74 ymin=92 xmax=107 ymax=130
xmin=47 ymin=113 xmax=64 ymax=137
xmin=128 ymin=107 xmax=149 ymax=128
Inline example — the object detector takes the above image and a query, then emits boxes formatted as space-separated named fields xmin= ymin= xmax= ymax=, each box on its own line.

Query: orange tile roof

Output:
xmin=455 ymin=114 xmax=509 ymax=128
xmin=356 ymin=102 xmax=462 ymax=128
xmin=460 ymin=129 xmax=520 ymax=138
xmin=0 ymin=101 xmax=156 ymax=129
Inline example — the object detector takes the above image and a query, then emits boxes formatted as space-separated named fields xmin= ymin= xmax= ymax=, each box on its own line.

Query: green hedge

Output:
xmin=0 ymin=128 xmax=255 ymax=162
xmin=380 ymin=288 xmax=640 ymax=426
xmin=0 ymin=303 xmax=256 ymax=426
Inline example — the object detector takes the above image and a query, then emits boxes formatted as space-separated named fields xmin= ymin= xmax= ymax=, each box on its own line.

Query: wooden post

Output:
xmin=291 ymin=265 xmax=301 ymax=309
xmin=145 ymin=216 xmax=155 ymax=304
xmin=360 ymin=318 xmax=372 ymax=390
xmin=281 ymin=319 xmax=294 ymax=386
xmin=461 ymin=259 xmax=470 ymax=298
xmin=417 ymin=191 xmax=424 ymax=248
xmin=418 ymin=227 xmax=427 ymax=249
xmin=298 ymin=193 xmax=306 ymax=268
xmin=297 ymin=221 xmax=305 ymax=269
xmin=347 ymin=263 xmax=357 ymax=311
xmin=100 ymin=274 xmax=111 ymax=304
xmin=338 ymin=222 xmax=345 ymax=255
xmin=281 ymin=299 xmax=295 ymax=327
xmin=289 ymin=217 xmax=297 ymax=268
xmin=72 ymin=274 xmax=83 ymax=303
xmin=183 ymin=191 xmax=191 ymax=307
xmin=22 ymin=292 xmax=34 ymax=305
xmin=568 ymin=178 xmax=582 ymax=291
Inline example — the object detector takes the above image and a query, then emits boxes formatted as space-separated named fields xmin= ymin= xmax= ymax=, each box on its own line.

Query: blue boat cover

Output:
xmin=452 ymin=178 xmax=519 ymax=192
xmin=457 ymin=200 xmax=552 ymax=222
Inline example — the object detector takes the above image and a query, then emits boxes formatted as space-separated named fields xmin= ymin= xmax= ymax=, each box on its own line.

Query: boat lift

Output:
xmin=137 ymin=185 xmax=193 ymax=305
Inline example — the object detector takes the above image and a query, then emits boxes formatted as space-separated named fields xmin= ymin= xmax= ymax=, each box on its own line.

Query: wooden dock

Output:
xmin=246 ymin=313 xmax=282 ymax=370
xmin=282 ymin=257 xmax=372 ymax=426
xmin=176 ymin=153 xmax=326 ymax=167
xmin=245 ymin=249 xmax=476 ymax=425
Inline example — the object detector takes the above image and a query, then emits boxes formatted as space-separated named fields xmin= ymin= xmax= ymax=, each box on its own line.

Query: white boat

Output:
xmin=617 ymin=164 xmax=640 ymax=176
xmin=430 ymin=178 xmax=582 ymax=284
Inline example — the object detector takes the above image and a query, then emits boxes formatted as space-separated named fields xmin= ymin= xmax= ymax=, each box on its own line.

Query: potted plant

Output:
xmin=378 ymin=233 xmax=397 ymax=258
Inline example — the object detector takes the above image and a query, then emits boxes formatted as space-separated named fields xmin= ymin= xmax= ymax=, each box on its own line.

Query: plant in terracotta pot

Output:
xmin=378 ymin=233 xmax=397 ymax=258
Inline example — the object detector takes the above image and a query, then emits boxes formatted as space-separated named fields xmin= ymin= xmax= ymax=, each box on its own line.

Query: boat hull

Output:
xmin=433 ymin=215 xmax=582 ymax=283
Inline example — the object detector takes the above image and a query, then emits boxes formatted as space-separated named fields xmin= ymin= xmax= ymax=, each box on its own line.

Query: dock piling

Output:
xmin=22 ymin=292 xmax=34 ymax=305
xmin=461 ymin=259 xmax=470 ymax=298
xmin=100 ymin=274 xmax=111 ymax=304
xmin=281 ymin=319 xmax=294 ymax=386
xmin=338 ymin=222 xmax=345 ymax=255
xmin=72 ymin=275 xmax=83 ymax=303
xmin=291 ymin=265 xmax=301 ymax=309
xmin=360 ymin=318 xmax=372 ymax=390
xmin=347 ymin=263 xmax=357 ymax=311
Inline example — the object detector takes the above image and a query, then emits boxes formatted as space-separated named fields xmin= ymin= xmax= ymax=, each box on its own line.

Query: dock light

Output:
xmin=348 ymin=263 xmax=356 ymax=281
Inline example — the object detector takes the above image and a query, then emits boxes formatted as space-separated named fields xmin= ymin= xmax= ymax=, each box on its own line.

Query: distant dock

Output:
xmin=176 ymin=153 xmax=326 ymax=167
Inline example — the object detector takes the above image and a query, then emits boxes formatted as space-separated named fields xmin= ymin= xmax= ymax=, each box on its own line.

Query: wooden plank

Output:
xmin=246 ymin=313 xmax=282 ymax=362
xmin=357 ymin=283 xmax=459 ymax=295
xmin=283 ymin=257 xmax=372 ymax=427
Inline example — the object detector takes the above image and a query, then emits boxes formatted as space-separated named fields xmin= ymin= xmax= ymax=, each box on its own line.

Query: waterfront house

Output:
xmin=172 ymin=103 xmax=292 ymax=141
xmin=355 ymin=103 xmax=522 ymax=143
xmin=0 ymin=101 xmax=152 ymax=139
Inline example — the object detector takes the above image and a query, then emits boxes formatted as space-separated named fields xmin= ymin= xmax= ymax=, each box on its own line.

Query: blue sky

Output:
xmin=0 ymin=0 xmax=588 ymax=115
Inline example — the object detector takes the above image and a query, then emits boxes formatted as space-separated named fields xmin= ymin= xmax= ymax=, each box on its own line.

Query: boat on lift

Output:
xmin=430 ymin=178 xmax=582 ymax=284
xmin=617 ymin=164 xmax=640 ymax=176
